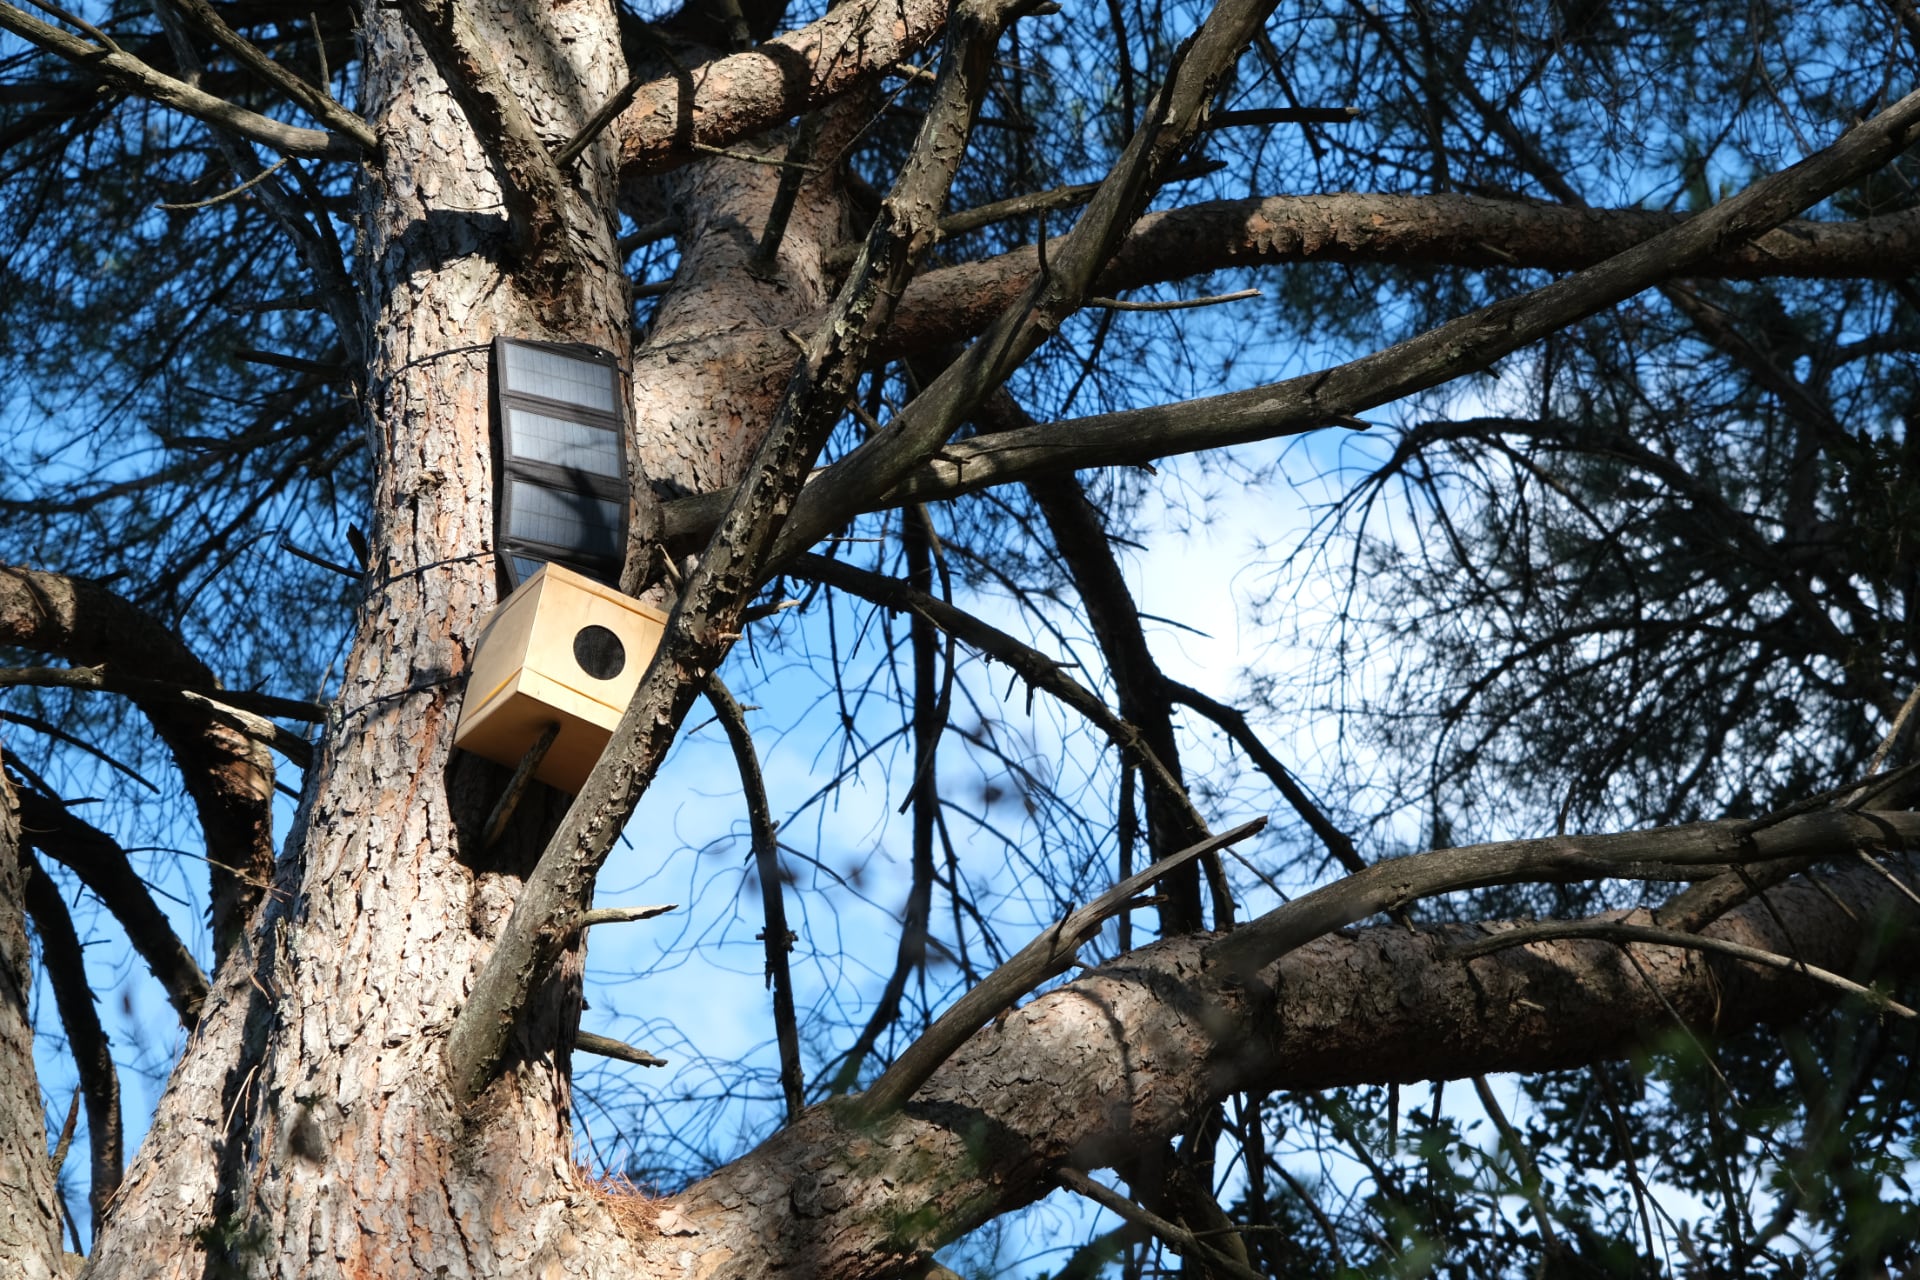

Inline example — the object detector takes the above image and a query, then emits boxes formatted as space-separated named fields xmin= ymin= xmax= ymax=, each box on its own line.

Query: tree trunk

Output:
xmin=0 ymin=763 xmax=66 ymax=1280
xmin=82 ymin=1 xmax=635 ymax=1271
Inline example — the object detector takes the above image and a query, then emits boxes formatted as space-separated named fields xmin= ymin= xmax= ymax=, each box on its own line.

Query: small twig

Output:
xmin=575 ymin=1031 xmax=667 ymax=1067
xmin=1472 ymin=1075 xmax=1563 ymax=1260
xmin=0 ymin=708 xmax=158 ymax=792
xmin=1205 ymin=106 xmax=1361 ymax=128
xmin=552 ymin=73 xmax=645 ymax=170
xmin=222 ymin=290 xmax=327 ymax=314
xmin=855 ymin=819 xmax=1266 ymax=1117
xmin=1854 ymin=849 xmax=1920 ymax=910
xmin=691 ymin=141 xmax=822 ymax=170
xmin=1084 ymin=287 xmax=1260 ymax=312
xmin=821 ymin=159 xmax=1226 ymax=268
xmin=1592 ymin=1066 xmax=1661 ymax=1263
xmin=1270 ymin=1162 xmax=1345 ymax=1268
xmin=576 ymin=903 xmax=677 ymax=929
xmin=1054 ymin=1168 xmax=1267 ymax=1280
xmin=278 ymin=532 xmax=360 ymax=579
xmin=481 ymin=723 xmax=560 ymax=848
xmin=1455 ymin=918 xmax=1916 ymax=1019
xmin=241 ymin=348 xmax=347 ymax=377
xmin=48 ymin=1086 xmax=81 ymax=1171
xmin=1166 ymin=679 xmax=1363 ymax=875
xmin=159 ymin=156 xmax=291 ymax=209
xmin=1864 ymin=681 xmax=1920 ymax=777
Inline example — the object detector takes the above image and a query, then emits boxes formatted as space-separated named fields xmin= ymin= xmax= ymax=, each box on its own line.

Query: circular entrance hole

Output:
xmin=573 ymin=624 xmax=626 ymax=680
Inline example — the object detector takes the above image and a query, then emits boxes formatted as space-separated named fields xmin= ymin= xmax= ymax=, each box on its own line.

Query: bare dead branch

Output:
xmin=158 ymin=0 xmax=375 ymax=149
xmin=14 ymin=787 xmax=210 ymax=1029
xmin=1453 ymin=917 xmax=1918 ymax=1018
xmin=793 ymin=553 xmax=1214 ymax=860
xmin=1165 ymin=679 xmax=1365 ymax=875
xmin=704 ymin=675 xmax=804 ymax=1123
xmin=574 ymin=1031 xmax=667 ymax=1068
xmin=576 ymin=904 xmax=676 ymax=929
xmin=854 ymin=818 xmax=1266 ymax=1118
xmin=0 ymin=1 xmax=359 ymax=157
xmin=1083 ymin=287 xmax=1260 ymax=311
xmin=765 ymin=0 xmax=1285 ymax=565
xmin=1055 ymin=1167 xmax=1266 ymax=1280
xmin=820 ymin=514 xmax=946 ymax=1095
xmin=22 ymin=861 xmax=122 ymax=1223
xmin=1207 ymin=808 xmax=1920 ymax=981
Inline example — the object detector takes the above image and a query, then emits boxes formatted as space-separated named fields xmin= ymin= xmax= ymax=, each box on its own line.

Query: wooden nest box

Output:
xmin=454 ymin=563 xmax=668 ymax=794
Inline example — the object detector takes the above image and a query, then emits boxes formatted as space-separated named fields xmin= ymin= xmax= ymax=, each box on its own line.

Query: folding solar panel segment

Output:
xmin=493 ymin=337 xmax=629 ymax=588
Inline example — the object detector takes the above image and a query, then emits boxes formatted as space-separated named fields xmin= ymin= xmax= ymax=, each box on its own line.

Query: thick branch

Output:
xmin=612 ymin=0 xmax=951 ymax=176
xmin=672 ymin=853 xmax=1920 ymax=1279
xmin=880 ymin=195 xmax=1920 ymax=357
xmin=13 ymin=788 xmax=210 ymax=1029
xmin=0 ymin=2 xmax=359 ymax=157
xmin=0 ymin=568 xmax=274 ymax=963
xmin=1206 ymin=808 xmax=1920 ymax=979
xmin=661 ymin=86 xmax=1920 ymax=553
xmin=22 ymin=861 xmax=122 ymax=1225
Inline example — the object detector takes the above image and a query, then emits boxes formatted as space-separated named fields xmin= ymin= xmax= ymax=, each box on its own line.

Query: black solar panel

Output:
xmin=493 ymin=337 xmax=629 ymax=587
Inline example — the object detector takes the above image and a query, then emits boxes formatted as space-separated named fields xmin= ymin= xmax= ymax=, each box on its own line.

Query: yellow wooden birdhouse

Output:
xmin=455 ymin=563 xmax=669 ymax=794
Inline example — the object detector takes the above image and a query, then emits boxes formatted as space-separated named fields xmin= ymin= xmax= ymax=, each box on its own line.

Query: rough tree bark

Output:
xmin=0 ymin=763 xmax=67 ymax=1280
